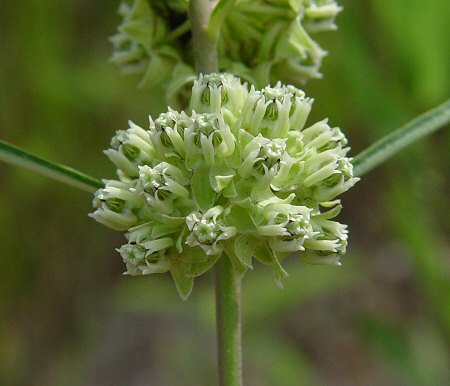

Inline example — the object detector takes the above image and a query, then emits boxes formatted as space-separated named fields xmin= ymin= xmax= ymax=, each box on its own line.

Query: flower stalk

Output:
xmin=189 ymin=2 xmax=243 ymax=385
xmin=215 ymin=256 xmax=243 ymax=386
xmin=189 ymin=0 xmax=219 ymax=74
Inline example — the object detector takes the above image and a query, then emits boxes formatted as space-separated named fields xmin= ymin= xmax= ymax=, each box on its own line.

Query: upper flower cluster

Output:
xmin=110 ymin=0 xmax=341 ymax=98
xmin=91 ymin=73 xmax=358 ymax=299
xmin=219 ymin=0 xmax=342 ymax=86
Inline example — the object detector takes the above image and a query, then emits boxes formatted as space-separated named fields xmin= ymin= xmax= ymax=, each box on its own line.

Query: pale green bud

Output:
xmin=303 ymin=0 xmax=343 ymax=33
xmin=240 ymin=83 xmax=313 ymax=138
xmin=104 ymin=121 xmax=154 ymax=178
xmin=149 ymin=109 xmax=192 ymax=159
xmin=90 ymin=180 xmax=144 ymax=231
xmin=190 ymin=73 xmax=249 ymax=116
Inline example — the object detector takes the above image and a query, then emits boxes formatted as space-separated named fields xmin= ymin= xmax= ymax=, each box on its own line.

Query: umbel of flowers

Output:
xmin=90 ymin=73 xmax=358 ymax=299
xmin=110 ymin=0 xmax=342 ymax=96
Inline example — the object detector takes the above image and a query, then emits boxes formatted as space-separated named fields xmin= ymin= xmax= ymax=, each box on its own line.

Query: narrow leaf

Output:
xmin=352 ymin=99 xmax=450 ymax=176
xmin=0 ymin=140 xmax=102 ymax=193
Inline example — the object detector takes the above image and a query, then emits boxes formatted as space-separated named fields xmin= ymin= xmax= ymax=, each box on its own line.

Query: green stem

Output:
xmin=353 ymin=99 xmax=450 ymax=176
xmin=0 ymin=140 xmax=103 ymax=193
xmin=189 ymin=1 xmax=243 ymax=385
xmin=189 ymin=0 xmax=218 ymax=73
xmin=215 ymin=256 xmax=243 ymax=386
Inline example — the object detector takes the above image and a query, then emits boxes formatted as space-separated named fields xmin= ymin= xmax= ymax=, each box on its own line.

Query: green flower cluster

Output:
xmin=110 ymin=0 xmax=341 ymax=97
xmin=219 ymin=0 xmax=342 ymax=86
xmin=91 ymin=73 xmax=358 ymax=299
xmin=110 ymin=0 xmax=194 ymax=93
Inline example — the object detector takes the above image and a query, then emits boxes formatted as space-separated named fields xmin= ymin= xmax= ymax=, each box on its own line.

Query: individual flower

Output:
xmin=91 ymin=73 xmax=358 ymax=299
xmin=132 ymin=162 xmax=190 ymax=213
xmin=184 ymin=112 xmax=236 ymax=167
xmin=256 ymin=203 xmax=315 ymax=253
xmin=118 ymin=240 xmax=172 ymax=275
xmin=238 ymin=136 xmax=288 ymax=179
xmin=148 ymin=109 xmax=192 ymax=160
xmin=186 ymin=206 xmax=237 ymax=255
xmin=104 ymin=121 xmax=154 ymax=179
xmin=90 ymin=180 xmax=145 ymax=230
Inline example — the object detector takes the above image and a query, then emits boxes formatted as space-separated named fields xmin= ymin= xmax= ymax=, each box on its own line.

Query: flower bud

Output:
xmin=104 ymin=121 xmax=154 ymax=179
xmin=90 ymin=180 xmax=144 ymax=231
xmin=303 ymin=0 xmax=343 ymax=33
xmin=149 ymin=109 xmax=192 ymax=159
xmin=240 ymin=83 xmax=313 ymax=138
xmin=190 ymin=73 xmax=249 ymax=115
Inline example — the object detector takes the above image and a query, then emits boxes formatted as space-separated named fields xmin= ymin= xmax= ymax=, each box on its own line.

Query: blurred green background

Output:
xmin=1 ymin=1 xmax=449 ymax=385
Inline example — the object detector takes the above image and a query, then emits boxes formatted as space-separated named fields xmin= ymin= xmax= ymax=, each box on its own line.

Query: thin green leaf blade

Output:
xmin=352 ymin=99 xmax=450 ymax=176
xmin=0 ymin=140 xmax=103 ymax=193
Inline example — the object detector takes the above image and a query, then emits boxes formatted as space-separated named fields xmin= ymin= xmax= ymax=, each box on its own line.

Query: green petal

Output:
xmin=192 ymin=166 xmax=216 ymax=210
xmin=253 ymin=242 xmax=273 ymax=265
xmin=166 ymin=63 xmax=197 ymax=101
xmin=190 ymin=254 xmax=221 ymax=277
xmin=271 ymin=253 xmax=289 ymax=288
xmin=226 ymin=206 xmax=255 ymax=232
xmin=128 ymin=0 xmax=152 ymax=20
xmin=222 ymin=241 xmax=249 ymax=274
xmin=170 ymin=263 xmax=194 ymax=300
xmin=120 ymin=20 xmax=153 ymax=48
xmin=138 ymin=53 xmax=175 ymax=89
xmin=234 ymin=234 xmax=261 ymax=269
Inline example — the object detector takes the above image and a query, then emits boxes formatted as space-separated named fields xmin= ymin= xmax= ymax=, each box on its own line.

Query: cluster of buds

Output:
xmin=109 ymin=0 xmax=192 ymax=92
xmin=219 ymin=0 xmax=342 ymax=86
xmin=110 ymin=0 xmax=342 ymax=97
xmin=91 ymin=73 xmax=358 ymax=299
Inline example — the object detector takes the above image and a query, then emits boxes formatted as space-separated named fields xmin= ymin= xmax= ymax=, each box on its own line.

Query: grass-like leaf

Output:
xmin=353 ymin=99 xmax=450 ymax=176
xmin=0 ymin=140 xmax=103 ymax=193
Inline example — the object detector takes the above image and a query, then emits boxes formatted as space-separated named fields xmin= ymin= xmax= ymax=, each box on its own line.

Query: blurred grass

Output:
xmin=0 ymin=1 xmax=449 ymax=385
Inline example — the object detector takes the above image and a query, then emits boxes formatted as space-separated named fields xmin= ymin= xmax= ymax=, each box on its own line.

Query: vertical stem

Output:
xmin=189 ymin=2 xmax=243 ymax=385
xmin=189 ymin=0 xmax=218 ymax=73
xmin=215 ymin=256 xmax=243 ymax=386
